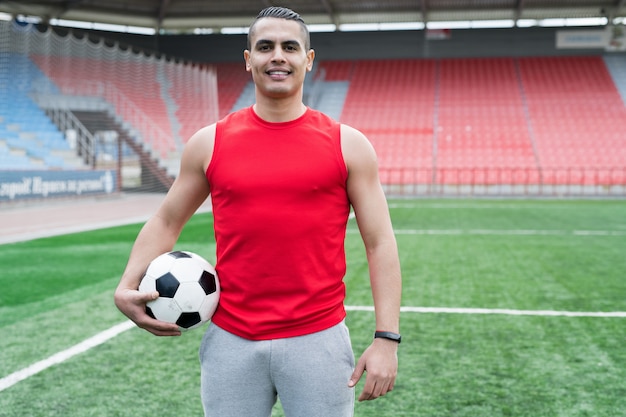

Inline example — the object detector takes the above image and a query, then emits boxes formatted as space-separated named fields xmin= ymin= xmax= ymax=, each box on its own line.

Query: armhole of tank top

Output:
xmin=205 ymin=121 xmax=222 ymax=180
xmin=335 ymin=122 xmax=348 ymax=182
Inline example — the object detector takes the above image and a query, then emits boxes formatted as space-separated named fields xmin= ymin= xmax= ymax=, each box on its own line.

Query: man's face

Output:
xmin=244 ymin=17 xmax=314 ymax=100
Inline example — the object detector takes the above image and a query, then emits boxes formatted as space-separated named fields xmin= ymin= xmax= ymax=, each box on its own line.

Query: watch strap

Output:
xmin=374 ymin=331 xmax=401 ymax=344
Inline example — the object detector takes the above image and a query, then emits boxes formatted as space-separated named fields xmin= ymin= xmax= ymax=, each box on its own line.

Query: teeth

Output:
xmin=269 ymin=71 xmax=288 ymax=75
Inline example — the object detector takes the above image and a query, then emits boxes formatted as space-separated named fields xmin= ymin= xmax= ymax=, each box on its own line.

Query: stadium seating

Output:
xmin=319 ymin=56 xmax=626 ymax=186
xmin=437 ymin=58 xmax=536 ymax=170
xmin=4 ymin=48 xmax=624 ymax=190
xmin=214 ymin=62 xmax=251 ymax=119
xmin=323 ymin=59 xmax=436 ymax=183
xmin=0 ymin=53 xmax=79 ymax=170
xmin=165 ymin=61 xmax=220 ymax=143
xmin=518 ymin=56 xmax=626 ymax=175
xmin=30 ymin=54 xmax=178 ymax=158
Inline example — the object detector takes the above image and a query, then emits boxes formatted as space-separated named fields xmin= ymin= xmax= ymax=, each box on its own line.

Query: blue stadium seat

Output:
xmin=0 ymin=53 xmax=77 ymax=170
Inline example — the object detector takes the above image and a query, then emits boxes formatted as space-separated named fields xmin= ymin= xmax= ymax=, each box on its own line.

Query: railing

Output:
xmin=103 ymin=82 xmax=177 ymax=158
xmin=46 ymin=78 xmax=176 ymax=159
xmin=45 ymin=107 xmax=96 ymax=167
xmin=381 ymin=167 xmax=626 ymax=197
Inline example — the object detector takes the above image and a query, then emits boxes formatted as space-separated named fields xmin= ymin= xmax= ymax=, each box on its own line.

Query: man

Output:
xmin=114 ymin=6 xmax=401 ymax=417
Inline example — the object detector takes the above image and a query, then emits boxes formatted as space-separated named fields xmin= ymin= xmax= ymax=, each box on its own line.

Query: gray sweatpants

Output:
xmin=199 ymin=321 xmax=355 ymax=417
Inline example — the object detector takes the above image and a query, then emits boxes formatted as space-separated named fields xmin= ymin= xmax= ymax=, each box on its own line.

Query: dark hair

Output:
xmin=247 ymin=6 xmax=311 ymax=50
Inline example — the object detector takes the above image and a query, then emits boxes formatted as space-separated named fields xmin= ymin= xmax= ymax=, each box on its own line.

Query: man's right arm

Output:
xmin=113 ymin=125 xmax=216 ymax=336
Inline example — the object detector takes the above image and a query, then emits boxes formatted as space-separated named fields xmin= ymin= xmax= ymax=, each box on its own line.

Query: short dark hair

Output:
xmin=247 ymin=6 xmax=311 ymax=50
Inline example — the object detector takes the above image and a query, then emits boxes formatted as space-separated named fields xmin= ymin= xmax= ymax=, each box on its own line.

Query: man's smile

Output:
xmin=267 ymin=69 xmax=290 ymax=80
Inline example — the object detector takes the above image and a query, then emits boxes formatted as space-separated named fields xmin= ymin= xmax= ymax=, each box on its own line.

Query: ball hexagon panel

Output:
xmin=169 ymin=257 xmax=206 ymax=284
xmin=138 ymin=274 xmax=156 ymax=293
xmin=144 ymin=252 xmax=177 ymax=277
xmin=198 ymin=294 xmax=219 ymax=319
xmin=147 ymin=296 xmax=183 ymax=324
xmin=174 ymin=281 xmax=208 ymax=312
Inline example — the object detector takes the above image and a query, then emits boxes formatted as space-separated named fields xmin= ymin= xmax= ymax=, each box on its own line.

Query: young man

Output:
xmin=114 ymin=7 xmax=402 ymax=417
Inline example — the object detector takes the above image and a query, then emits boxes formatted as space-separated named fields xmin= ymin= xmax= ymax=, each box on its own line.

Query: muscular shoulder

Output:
xmin=340 ymin=124 xmax=378 ymax=174
xmin=182 ymin=124 xmax=217 ymax=174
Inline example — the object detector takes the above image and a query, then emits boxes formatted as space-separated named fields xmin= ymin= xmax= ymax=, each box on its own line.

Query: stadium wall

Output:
xmin=79 ymin=26 xmax=617 ymax=63
xmin=4 ymin=23 xmax=623 ymax=199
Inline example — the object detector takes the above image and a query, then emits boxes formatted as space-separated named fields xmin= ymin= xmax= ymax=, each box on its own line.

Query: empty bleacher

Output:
xmin=30 ymin=54 xmax=178 ymax=158
xmin=437 ymin=58 xmax=536 ymax=170
xmin=214 ymin=62 xmax=252 ymax=119
xmin=3 ymin=39 xmax=624 ymax=194
xmin=166 ymin=61 xmax=219 ymax=144
xmin=321 ymin=59 xmax=437 ymax=184
xmin=319 ymin=56 xmax=626 ymax=187
xmin=0 ymin=52 xmax=81 ymax=170
xmin=519 ymin=56 xmax=626 ymax=173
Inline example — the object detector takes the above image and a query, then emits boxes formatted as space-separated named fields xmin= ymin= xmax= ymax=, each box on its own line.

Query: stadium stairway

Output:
xmin=313 ymin=81 xmax=349 ymax=121
xmin=166 ymin=63 xmax=217 ymax=144
xmin=604 ymin=55 xmax=626 ymax=107
xmin=320 ymin=59 xmax=437 ymax=183
xmin=156 ymin=63 xmax=183 ymax=149
xmin=214 ymin=63 xmax=252 ymax=119
xmin=30 ymin=55 xmax=179 ymax=159
xmin=72 ymin=110 xmax=174 ymax=191
xmin=230 ymin=82 xmax=256 ymax=113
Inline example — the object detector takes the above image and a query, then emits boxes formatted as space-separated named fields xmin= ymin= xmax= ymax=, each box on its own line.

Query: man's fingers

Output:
xmin=348 ymin=358 xmax=366 ymax=388
xmin=136 ymin=315 xmax=182 ymax=336
xmin=357 ymin=373 xmax=395 ymax=401
xmin=136 ymin=290 xmax=159 ymax=303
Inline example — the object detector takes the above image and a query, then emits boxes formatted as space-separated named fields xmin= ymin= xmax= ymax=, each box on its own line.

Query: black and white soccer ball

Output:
xmin=138 ymin=251 xmax=220 ymax=331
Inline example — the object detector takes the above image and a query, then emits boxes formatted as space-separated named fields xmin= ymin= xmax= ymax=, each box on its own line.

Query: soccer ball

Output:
xmin=138 ymin=251 xmax=220 ymax=330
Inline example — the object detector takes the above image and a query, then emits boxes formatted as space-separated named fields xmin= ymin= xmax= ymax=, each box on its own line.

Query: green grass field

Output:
xmin=1 ymin=199 xmax=625 ymax=416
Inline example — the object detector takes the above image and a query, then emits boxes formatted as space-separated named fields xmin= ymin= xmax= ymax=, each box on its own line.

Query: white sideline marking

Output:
xmin=0 ymin=320 xmax=135 ymax=393
xmin=346 ymin=306 xmax=626 ymax=317
xmin=347 ymin=228 xmax=626 ymax=236
xmin=393 ymin=229 xmax=626 ymax=236
xmin=3 ymin=306 xmax=625 ymax=392
xmin=387 ymin=203 xmax=603 ymax=210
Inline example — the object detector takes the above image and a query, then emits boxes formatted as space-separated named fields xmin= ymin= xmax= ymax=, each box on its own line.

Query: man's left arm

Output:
xmin=341 ymin=124 xmax=402 ymax=401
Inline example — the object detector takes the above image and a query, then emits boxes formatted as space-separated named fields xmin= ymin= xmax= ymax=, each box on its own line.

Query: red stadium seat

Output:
xmin=319 ymin=56 xmax=626 ymax=186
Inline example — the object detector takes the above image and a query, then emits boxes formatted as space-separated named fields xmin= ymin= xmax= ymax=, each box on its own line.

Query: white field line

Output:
xmin=2 ymin=306 xmax=625 ymax=392
xmin=347 ymin=306 xmax=626 ymax=317
xmin=349 ymin=211 xmax=626 ymax=236
xmin=390 ymin=229 xmax=626 ymax=236
xmin=346 ymin=227 xmax=626 ymax=236
xmin=386 ymin=203 xmax=610 ymax=210
xmin=0 ymin=320 xmax=135 ymax=393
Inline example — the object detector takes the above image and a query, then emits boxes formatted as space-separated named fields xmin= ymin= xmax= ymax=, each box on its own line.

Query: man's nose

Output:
xmin=271 ymin=48 xmax=286 ymax=62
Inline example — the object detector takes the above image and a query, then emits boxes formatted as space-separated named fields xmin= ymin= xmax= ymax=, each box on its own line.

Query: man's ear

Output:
xmin=244 ymin=50 xmax=251 ymax=72
xmin=307 ymin=49 xmax=315 ymax=71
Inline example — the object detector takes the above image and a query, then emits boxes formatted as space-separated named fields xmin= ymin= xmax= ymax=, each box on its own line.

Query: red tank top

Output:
xmin=206 ymin=106 xmax=349 ymax=340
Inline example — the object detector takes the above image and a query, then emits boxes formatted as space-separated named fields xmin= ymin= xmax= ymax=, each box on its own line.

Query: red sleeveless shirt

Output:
xmin=206 ymin=106 xmax=349 ymax=340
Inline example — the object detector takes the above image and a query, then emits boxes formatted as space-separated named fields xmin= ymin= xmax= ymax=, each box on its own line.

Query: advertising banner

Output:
xmin=556 ymin=29 xmax=608 ymax=49
xmin=556 ymin=26 xmax=626 ymax=51
xmin=0 ymin=170 xmax=116 ymax=201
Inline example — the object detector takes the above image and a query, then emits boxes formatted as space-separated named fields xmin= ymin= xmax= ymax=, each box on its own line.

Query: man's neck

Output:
xmin=253 ymin=94 xmax=307 ymax=123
